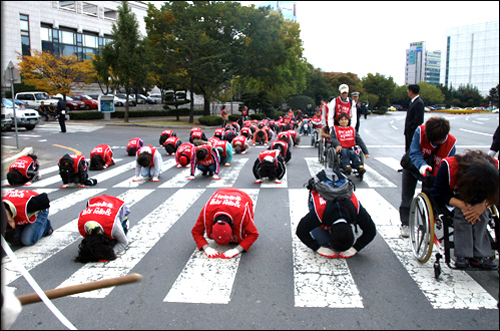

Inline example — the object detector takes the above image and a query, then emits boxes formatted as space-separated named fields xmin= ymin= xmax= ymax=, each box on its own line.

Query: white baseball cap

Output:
xmin=339 ymin=84 xmax=349 ymax=93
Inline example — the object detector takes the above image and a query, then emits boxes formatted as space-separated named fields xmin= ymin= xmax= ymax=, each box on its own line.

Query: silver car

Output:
xmin=1 ymin=98 xmax=41 ymax=131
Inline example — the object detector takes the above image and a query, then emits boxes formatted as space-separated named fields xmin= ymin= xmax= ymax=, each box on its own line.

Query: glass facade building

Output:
xmin=257 ymin=1 xmax=297 ymax=21
xmin=441 ymin=20 xmax=499 ymax=97
xmin=405 ymin=41 xmax=441 ymax=86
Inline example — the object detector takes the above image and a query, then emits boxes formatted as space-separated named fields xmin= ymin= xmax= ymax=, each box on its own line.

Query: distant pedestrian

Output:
xmin=404 ymin=84 xmax=425 ymax=151
xmin=56 ymin=97 xmax=67 ymax=133
xmin=351 ymin=92 xmax=362 ymax=132
xmin=241 ymin=105 xmax=248 ymax=122
xmin=221 ymin=105 xmax=228 ymax=128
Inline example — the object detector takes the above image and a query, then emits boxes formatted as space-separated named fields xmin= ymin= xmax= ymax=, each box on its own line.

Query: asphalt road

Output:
xmin=1 ymin=112 xmax=499 ymax=330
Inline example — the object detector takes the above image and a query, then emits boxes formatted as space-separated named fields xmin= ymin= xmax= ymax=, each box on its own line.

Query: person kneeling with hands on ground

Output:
xmin=6 ymin=154 xmax=41 ymax=186
xmin=191 ymin=188 xmax=259 ymax=259
xmin=133 ymin=145 xmax=162 ymax=182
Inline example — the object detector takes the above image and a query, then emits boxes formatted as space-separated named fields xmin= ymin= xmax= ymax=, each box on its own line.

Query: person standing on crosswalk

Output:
xmin=133 ymin=145 xmax=162 ymax=182
xmin=75 ymin=195 xmax=130 ymax=263
xmin=2 ymin=189 xmax=53 ymax=246
xmin=296 ymin=192 xmax=376 ymax=259
xmin=191 ymin=188 xmax=259 ymax=259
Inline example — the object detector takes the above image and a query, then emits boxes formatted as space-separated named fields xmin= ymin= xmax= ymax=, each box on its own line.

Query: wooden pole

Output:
xmin=17 ymin=273 xmax=142 ymax=305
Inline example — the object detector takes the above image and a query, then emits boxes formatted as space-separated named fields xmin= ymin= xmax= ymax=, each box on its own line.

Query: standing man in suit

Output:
xmin=56 ymin=97 xmax=67 ymax=133
xmin=404 ymin=84 xmax=425 ymax=151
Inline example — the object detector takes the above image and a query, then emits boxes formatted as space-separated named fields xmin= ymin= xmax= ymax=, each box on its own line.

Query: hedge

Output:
xmin=198 ymin=115 xmax=223 ymax=126
xmin=66 ymin=108 xmax=203 ymax=120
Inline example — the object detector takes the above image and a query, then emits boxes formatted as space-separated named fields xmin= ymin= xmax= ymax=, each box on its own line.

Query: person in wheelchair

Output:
xmin=431 ymin=150 xmax=498 ymax=269
xmin=400 ymin=117 xmax=457 ymax=237
xmin=330 ymin=113 xmax=370 ymax=175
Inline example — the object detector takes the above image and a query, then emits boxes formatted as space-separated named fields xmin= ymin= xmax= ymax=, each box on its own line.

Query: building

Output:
xmin=257 ymin=1 xmax=297 ymax=21
xmin=1 ymin=1 xmax=149 ymax=89
xmin=441 ymin=20 xmax=499 ymax=97
xmin=405 ymin=41 xmax=441 ymax=86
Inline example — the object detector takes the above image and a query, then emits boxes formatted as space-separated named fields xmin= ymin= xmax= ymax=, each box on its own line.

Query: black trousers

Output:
xmin=399 ymin=168 xmax=419 ymax=226
xmin=58 ymin=115 xmax=66 ymax=132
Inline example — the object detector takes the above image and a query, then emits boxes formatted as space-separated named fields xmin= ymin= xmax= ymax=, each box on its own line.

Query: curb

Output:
xmin=1 ymin=147 xmax=33 ymax=165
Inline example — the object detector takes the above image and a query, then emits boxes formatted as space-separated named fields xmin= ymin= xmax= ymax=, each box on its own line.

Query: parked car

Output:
xmin=52 ymin=94 xmax=86 ymax=111
xmin=131 ymin=94 xmax=157 ymax=104
xmin=148 ymin=93 xmax=163 ymax=104
xmin=451 ymin=107 xmax=462 ymax=110
xmin=72 ymin=94 xmax=98 ymax=110
xmin=473 ymin=106 xmax=486 ymax=111
xmin=1 ymin=98 xmax=41 ymax=130
xmin=129 ymin=94 xmax=146 ymax=104
xmin=391 ymin=104 xmax=403 ymax=111
xmin=15 ymin=91 xmax=60 ymax=109
xmin=115 ymin=94 xmax=136 ymax=106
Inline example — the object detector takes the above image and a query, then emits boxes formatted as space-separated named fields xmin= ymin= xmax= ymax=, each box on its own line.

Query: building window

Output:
xmin=104 ymin=8 xmax=118 ymax=20
xmin=59 ymin=1 xmax=75 ymax=11
xmin=82 ymin=2 xmax=98 ymax=16
xmin=20 ymin=14 xmax=31 ymax=56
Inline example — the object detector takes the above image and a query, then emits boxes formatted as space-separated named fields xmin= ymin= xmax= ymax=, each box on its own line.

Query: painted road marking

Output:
xmin=289 ymin=189 xmax=364 ymax=308
xmin=57 ymin=189 xmax=205 ymax=298
xmin=208 ymin=158 xmax=249 ymax=188
xmin=2 ymin=189 xmax=154 ymax=287
xmin=164 ymin=189 xmax=259 ymax=304
xmin=113 ymin=159 xmax=176 ymax=188
xmin=355 ymin=188 xmax=498 ymax=309
xmin=374 ymin=157 xmax=402 ymax=172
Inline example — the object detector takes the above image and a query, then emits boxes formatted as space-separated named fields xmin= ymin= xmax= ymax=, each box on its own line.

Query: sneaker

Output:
xmin=358 ymin=165 xmax=366 ymax=175
xmin=344 ymin=165 xmax=352 ymax=175
xmin=44 ymin=228 xmax=54 ymax=237
xmin=470 ymin=257 xmax=497 ymax=269
xmin=400 ymin=225 xmax=409 ymax=238
xmin=274 ymin=180 xmax=282 ymax=184
xmin=455 ymin=257 xmax=469 ymax=269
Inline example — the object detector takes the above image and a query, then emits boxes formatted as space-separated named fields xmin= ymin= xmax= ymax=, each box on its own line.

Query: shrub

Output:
xmin=287 ymin=95 xmax=315 ymax=111
xmin=249 ymin=113 xmax=266 ymax=121
xmin=198 ymin=115 xmax=223 ymax=126
xmin=228 ymin=114 xmax=241 ymax=121
xmin=275 ymin=111 xmax=286 ymax=119
xmin=67 ymin=111 xmax=103 ymax=120
xmin=373 ymin=106 xmax=388 ymax=115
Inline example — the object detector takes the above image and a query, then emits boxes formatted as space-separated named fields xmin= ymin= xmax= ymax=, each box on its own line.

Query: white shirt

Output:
xmin=327 ymin=97 xmax=357 ymax=132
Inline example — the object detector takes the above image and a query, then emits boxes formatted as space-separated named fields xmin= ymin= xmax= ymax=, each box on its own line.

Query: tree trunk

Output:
xmin=125 ymin=93 xmax=129 ymax=123
xmin=203 ymin=96 xmax=210 ymax=116
xmin=189 ymin=77 xmax=194 ymax=124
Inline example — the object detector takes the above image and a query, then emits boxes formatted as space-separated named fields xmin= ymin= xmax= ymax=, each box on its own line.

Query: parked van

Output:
xmin=15 ymin=91 xmax=60 ymax=109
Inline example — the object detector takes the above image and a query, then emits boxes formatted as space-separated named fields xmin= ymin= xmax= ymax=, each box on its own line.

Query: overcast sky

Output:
xmin=149 ymin=1 xmax=499 ymax=86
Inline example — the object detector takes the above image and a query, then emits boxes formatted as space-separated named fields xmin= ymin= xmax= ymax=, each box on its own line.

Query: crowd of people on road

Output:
xmin=2 ymin=83 xmax=498 ymax=324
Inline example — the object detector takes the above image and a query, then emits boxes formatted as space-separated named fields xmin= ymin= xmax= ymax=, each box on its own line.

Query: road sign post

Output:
xmin=98 ymin=95 xmax=115 ymax=121
xmin=4 ymin=61 xmax=22 ymax=148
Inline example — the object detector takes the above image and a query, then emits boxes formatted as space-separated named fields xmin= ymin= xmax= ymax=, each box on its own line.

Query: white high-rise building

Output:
xmin=441 ymin=20 xmax=499 ymax=97
xmin=405 ymin=41 xmax=441 ymax=86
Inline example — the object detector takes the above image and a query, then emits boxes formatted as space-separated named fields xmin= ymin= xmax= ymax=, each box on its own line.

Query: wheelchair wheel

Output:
xmin=311 ymin=131 xmax=317 ymax=147
xmin=409 ymin=192 xmax=435 ymax=263
xmin=326 ymin=147 xmax=337 ymax=170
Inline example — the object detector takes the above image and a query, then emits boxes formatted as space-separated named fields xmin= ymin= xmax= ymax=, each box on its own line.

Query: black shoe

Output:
xmin=208 ymin=171 xmax=214 ymax=177
xmin=455 ymin=257 xmax=469 ymax=269
xmin=470 ymin=257 xmax=497 ymax=269
xmin=44 ymin=228 xmax=54 ymax=237
xmin=202 ymin=171 xmax=208 ymax=176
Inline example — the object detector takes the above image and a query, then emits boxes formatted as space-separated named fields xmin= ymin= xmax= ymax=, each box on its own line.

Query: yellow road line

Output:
xmin=52 ymin=144 xmax=81 ymax=155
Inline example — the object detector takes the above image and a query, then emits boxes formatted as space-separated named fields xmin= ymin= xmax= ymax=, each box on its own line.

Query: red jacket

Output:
xmin=417 ymin=124 xmax=456 ymax=176
xmin=78 ymin=195 xmax=125 ymax=239
xmin=191 ymin=188 xmax=259 ymax=251
xmin=2 ymin=190 xmax=39 ymax=225
xmin=334 ymin=126 xmax=356 ymax=148
xmin=9 ymin=155 xmax=38 ymax=178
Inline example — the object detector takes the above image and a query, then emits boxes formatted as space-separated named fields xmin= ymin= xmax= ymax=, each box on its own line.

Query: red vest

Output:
xmin=334 ymin=126 xmax=356 ymax=148
xmin=286 ymin=130 xmax=297 ymax=143
xmin=214 ymin=128 xmax=225 ymax=137
xmin=191 ymin=130 xmax=204 ymax=140
xmin=418 ymin=125 xmax=457 ymax=176
xmin=322 ymin=104 xmax=330 ymax=127
xmin=78 ymin=195 xmax=125 ymax=239
xmin=164 ymin=136 xmax=179 ymax=147
xmin=445 ymin=156 xmax=499 ymax=190
xmin=2 ymin=190 xmax=39 ymax=225
xmin=161 ymin=129 xmax=173 ymax=137
xmin=90 ymin=144 xmax=113 ymax=163
xmin=136 ymin=146 xmax=157 ymax=167
xmin=311 ymin=115 xmax=323 ymax=128
xmin=232 ymin=135 xmax=247 ymax=147
xmin=208 ymin=137 xmax=221 ymax=146
xmin=195 ymin=145 xmax=216 ymax=166
xmin=59 ymin=154 xmax=86 ymax=173
xmin=258 ymin=149 xmax=280 ymax=168
xmin=311 ymin=191 xmax=359 ymax=223
xmin=213 ymin=140 xmax=228 ymax=156
xmin=127 ymin=138 xmax=143 ymax=151
xmin=270 ymin=140 xmax=289 ymax=158
xmin=9 ymin=155 xmax=37 ymax=178
xmin=242 ymin=108 xmax=248 ymax=116
xmin=176 ymin=143 xmax=195 ymax=162
xmin=334 ymin=97 xmax=352 ymax=121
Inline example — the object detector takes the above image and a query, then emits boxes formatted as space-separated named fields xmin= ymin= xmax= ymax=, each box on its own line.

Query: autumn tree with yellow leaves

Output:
xmin=16 ymin=50 xmax=94 ymax=99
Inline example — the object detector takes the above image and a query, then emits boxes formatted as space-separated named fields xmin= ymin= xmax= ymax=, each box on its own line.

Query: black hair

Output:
xmin=7 ymin=169 xmax=23 ymax=186
xmin=329 ymin=221 xmax=355 ymax=252
xmin=89 ymin=154 xmax=105 ymax=170
xmin=74 ymin=229 xmax=117 ymax=263
xmin=257 ymin=130 xmax=265 ymax=139
xmin=137 ymin=153 xmax=152 ymax=167
xmin=196 ymin=148 xmax=208 ymax=160
xmin=214 ymin=214 xmax=233 ymax=226
xmin=258 ymin=160 xmax=277 ymax=181
xmin=338 ymin=113 xmax=349 ymax=121
xmin=408 ymin=84 xmax=420 ymax=94
xmin=165 ymin=144 xmax=175 ymax=155
xmin=425 ymin=117 xmax=450 ymax=144
xmin=127 ymin=147 xmax=137 ymax=156
xmin=234 ymin=145 xmax=242 ymax=154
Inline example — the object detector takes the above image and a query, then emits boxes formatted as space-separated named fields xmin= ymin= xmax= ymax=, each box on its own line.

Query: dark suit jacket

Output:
xmin=404 ymin=96 xmax=424 ymax=148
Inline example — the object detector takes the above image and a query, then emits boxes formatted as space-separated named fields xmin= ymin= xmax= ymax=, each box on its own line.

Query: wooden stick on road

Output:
xmin=17 ymin=273 xmax=142 ymax=305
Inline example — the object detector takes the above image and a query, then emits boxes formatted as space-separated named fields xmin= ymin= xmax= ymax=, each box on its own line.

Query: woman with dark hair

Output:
xmin=75 ymin=195 xmax=130 ymax=263
xmin=126 ymin=137 xmax=143 ymax=156
xmin=132 ymin=145 xmax=162 ymax=182
xmin=252 ymin=149 xmax=286 ymax=184
xmin=164 ymin=135 xmax=182 ymax=156
xmin=6 ymin=154 xmax=40 ymax=186
xmin=431 ymin=150 xmax=499 ymax=269
xmin=89 ymin=144 xmax=115 ymax=170
xmin=188 ymin=145 xmax=221 ymax=180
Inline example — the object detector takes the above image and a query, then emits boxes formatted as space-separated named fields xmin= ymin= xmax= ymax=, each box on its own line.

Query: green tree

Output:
xmin=361 ymin=73 xmax=396 ymax=107
xmin=454 ymin=84 xmax=483 ymax=106
xmin=487 ymin=84 xmax=499 ymax=108
xmin=323 ymin=72 xmax=361 ymax=97
xmin=418 ymin=82 xmax=445 ymax=106
xmin=303 ymin=65 xmax=335 ymax=105
xmin=99 ymin=1 xmax=145 ymax=122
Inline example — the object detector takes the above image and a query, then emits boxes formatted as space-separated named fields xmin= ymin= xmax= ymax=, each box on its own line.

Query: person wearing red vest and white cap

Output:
xmin=296 ymin=191 xmax=376 ymax=259
xmin=328 ymin=84 xmax=357 ymax=130
xmin=252 ymin=149 xmax=286 ymax=184
xmin=191 ymin=188 xmax=259 ymax=259
xmin=2 ymin=189 xmax=53 ymax=246
xmin=6 ymin=154 xmax=41 ymax=186
xmin=75 ymin=195 xmax=131 ymax=262
xmin=132 ymin=145 xmax=163 ymax=182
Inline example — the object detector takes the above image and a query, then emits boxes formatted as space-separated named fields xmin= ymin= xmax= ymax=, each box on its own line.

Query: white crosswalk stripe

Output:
xmin=35 ymin=123 xmax=105 ymax=132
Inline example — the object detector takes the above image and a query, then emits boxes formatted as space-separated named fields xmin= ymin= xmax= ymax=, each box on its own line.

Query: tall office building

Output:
xmin=441 ymin=20 xmax=499 ymax=97
xmin=405 ymin=41 xmax=441 ymax=86
xmin=257 ymin=1 xmax=297 ymax=21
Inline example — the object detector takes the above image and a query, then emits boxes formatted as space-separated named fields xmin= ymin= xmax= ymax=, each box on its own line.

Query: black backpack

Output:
xmin=306 ymin=168 xmax=355 ymax=203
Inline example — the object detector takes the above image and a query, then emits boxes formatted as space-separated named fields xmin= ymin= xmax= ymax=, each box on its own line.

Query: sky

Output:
xmin=149 ymin=1 xmax=499 ymax=86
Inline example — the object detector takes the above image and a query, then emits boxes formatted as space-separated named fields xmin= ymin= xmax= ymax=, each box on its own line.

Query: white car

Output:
xmin=2 ymin=98 xmax=40 ymax=130
xmin=15 ymin=91 xmax=60 ymax=109
xmin=148 ymin=93 xmax=163 ymax=104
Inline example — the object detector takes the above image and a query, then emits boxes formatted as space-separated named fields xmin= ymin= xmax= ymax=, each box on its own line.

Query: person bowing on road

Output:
xmin=133 ymin=145 xmax=163 ymax=182
xmin=6 ymin=154 xmax=41 ymax=186
xmin=191 ymin=188 xmax=259 ymax=259
xmin=89 ymin=144 xmax=115 ymax=170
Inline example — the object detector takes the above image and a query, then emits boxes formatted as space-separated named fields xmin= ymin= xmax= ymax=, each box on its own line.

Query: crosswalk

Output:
xmin=1 ymin=152 xmax=498 ymax=311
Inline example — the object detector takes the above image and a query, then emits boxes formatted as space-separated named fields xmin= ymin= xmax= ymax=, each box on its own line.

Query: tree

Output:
xmin=487 ymin=84 xmax=499 ymax=108
xmin=98 ymin=1 xmax=145 ymax=122
xmin=453 ymin=84 xmax=483 ymax=106
xmin=16 ymin=50 xmax=92 ymax=99
xmin=417 ymin=82 xmax=445 ymax=106
xmin=361 ymin=73 xmax=396 ymax=107
xmin=303 ymin=64 xmax=335 ymax=105
xmin=323 ymin=72 xmax=361 ymax=97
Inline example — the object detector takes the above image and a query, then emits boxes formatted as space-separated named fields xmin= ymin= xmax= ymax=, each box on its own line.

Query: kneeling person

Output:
xmin=191 ymin=188 xmax=259 ymax=259
xmin=89 ymin=144 xmax=115 ymax=170
xmin=7 ymin=154 xmax=41 ymax=186
xmin=253 ymin=149 xmax=286 ymax=184
xmin=75 ymin=195 xmax=130 ymax=262
xmin=133 ymin=145 xmax=163 ymax=182
xmin=59 ymin=154 xmax=96 ymax=188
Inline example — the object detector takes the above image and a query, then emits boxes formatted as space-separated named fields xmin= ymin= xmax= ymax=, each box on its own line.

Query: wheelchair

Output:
xmin=408 ymin=176 xmax=499 ymax=279
xmin=325 ymin=145 xmax=365 ymax=180
xmin=311 ymin=127 xmax=321 ymax=147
